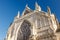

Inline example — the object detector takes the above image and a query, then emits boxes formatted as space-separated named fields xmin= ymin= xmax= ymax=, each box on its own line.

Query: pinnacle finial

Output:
xmin=47 ymin=6 xmax=51 ymax=15
xmin=17 ymin=11 xmax=20 ymax=18
xmin=35 ymin=2 xmax=41 ymax=11
xmin=26 ymin=4 xmax=30 ymax=10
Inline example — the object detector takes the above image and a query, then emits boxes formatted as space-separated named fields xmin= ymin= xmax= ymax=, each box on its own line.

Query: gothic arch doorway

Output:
xmin=17 ymin=20 xmax=31 ymax=40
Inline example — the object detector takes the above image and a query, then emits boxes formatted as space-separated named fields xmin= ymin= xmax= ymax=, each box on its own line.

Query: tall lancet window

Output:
xmin=36 ymin=16 xmax=49 ymax=28
xmin=17 ymin=20 xmax=31 ymax=40
xmin=44 ymin=17 xmax=49 ymax=26
xmin=41 ymin=16 xmax=45 ymax=27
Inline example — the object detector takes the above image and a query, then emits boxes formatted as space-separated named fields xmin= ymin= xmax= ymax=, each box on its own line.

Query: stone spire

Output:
xmin=26 ymin=4 xmax=30 ymax=10
xmin=17 ymin=11 xmax=20 ymax=18
xmin=35 ymin=2 xmax=41 ymax=11
xmin=47 ymin=6 xmax=51 ymax=16
xmin=22 ymin=4 xmax=32 ymax=15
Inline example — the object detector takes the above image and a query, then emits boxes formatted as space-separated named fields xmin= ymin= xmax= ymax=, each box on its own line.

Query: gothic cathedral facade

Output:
xmin=5 ymin=3 xmax=60 ymax=40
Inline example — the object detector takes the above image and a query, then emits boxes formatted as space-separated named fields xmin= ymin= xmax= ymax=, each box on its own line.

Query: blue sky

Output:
xmin=0 ymin=0 xmax=60 ymax=40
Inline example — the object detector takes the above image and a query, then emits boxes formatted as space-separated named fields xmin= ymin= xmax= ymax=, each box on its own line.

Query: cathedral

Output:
xmin=5 ymin=2 xmax=60 ymax=40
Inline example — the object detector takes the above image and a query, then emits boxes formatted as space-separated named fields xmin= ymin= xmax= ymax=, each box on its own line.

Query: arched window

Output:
xmin=17 ymin=20 xmax=31 ymax=40
xmin=36 ymin=16 xmax=49 ymax=29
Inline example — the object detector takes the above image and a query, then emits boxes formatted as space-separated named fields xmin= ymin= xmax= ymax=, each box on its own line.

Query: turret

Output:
xmin=47 ymin=6 xmax=51 ymax=16
xmin=14 ymin=11 xmax=20 ymax=22
xmin=35 ymin=2 xmax=41 ymax=11
xmin=22 ymin=4 xmax=33 ymax=15
xmin=16 ymin=11 xmax=20 ymax=18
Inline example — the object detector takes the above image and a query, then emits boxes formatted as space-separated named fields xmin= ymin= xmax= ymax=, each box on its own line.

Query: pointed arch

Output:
xmin=17 ymin=20 xmax=32 ymax=40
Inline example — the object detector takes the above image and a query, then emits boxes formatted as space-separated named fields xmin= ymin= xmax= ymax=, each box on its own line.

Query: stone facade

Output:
xmin=5 ymin=2 xmax=60 ymax=40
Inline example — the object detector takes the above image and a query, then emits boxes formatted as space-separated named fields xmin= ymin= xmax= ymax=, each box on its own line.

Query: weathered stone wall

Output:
xmin=5 ymin=3 xmax=60 ymax=40
xmin=6 ymin=11 xmax=59 ymax=40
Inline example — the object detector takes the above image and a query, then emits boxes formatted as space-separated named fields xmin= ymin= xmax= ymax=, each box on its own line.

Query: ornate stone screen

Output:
xmin=36 ymin=16 xmax=57 ymax=40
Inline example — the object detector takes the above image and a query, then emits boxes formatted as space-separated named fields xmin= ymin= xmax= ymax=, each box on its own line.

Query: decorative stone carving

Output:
xmin=5 ymin=2 xmax=60 ymax=40
xmin=17 ymin=20 xmax=31 ymax=40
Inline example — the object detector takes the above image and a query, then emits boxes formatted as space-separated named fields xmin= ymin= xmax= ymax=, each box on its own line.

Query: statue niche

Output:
xmin=17 ymin=20 xmax=31 ymax=40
